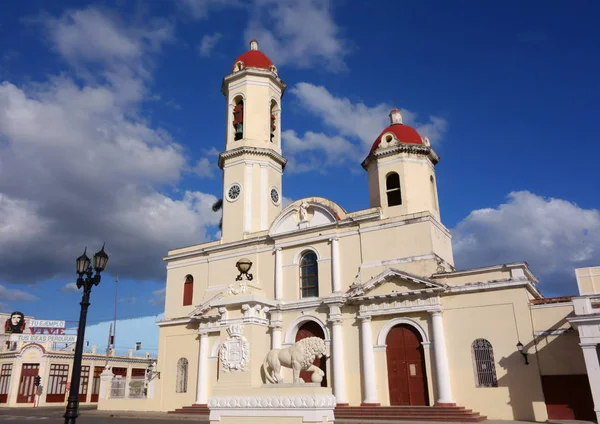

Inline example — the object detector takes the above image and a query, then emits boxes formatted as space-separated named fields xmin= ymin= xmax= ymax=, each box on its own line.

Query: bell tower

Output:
xmin=362 ymin=108 xmax=442 ymax=222
xmin=219 ymin=40 xmax=287 ymax=242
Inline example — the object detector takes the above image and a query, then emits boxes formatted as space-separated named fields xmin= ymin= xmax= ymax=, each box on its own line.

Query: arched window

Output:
xmin=430 ymin=175 xmax=438 ymax=211
xmin=386 ymin=173 xmax=402 ymax=207
xmin=300 ymin=252 xmax=319 ymax=298
xmin=233 ymin=98 xmax=244 ymax=140
xmin=472 ymin=339 xmax=498 ymax=387
xmin=183 ymin=275 xmax=193 ymax=306
xmin=176 ymin=358 xmax=188 ymax=393
xmin=270 ymin=100 xmax=279 ymax=144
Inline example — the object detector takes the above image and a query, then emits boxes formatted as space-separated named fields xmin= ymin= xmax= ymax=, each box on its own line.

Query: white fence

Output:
xmin=109 ymin=376 xmax=147 ymax=399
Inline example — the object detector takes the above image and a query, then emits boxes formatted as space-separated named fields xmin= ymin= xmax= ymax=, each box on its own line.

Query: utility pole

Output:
xmin=113 ymin=275 xmax=118 ymax=351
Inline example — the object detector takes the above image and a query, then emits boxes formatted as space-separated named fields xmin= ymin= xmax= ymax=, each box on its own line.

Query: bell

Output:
xmin=234 ymin=122 xmax=243 ymax=140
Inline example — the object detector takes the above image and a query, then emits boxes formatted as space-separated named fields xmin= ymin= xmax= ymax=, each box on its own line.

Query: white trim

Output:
xmin=208 ymin=395 xmax=335 ymax=423
xmin=279 ymin=298 xmax=323 ymax=311
xmin=244 ymin=163 xmax=253 ymax=233
xmin=210 ymin=339 xmax=221 ymax=359
xmin=534 ymin=329 xmax=574 ymax=337
xmin=293 ymin=246 xmax=321 ymax=264
xmin=377 ymin=317 xmax=430 ymax=346
xmin=377 ymin=156 xmax=435 ymax=172
xmin=260 ymin=165 xmax=268 ymax=230
xmin=283 ymin=314 xmax=331 ymax=345
xmin=156 ymin=318 xmax=193 ymax=327
xmin=227 ymin=78 xmax=283 ymax=94
xmin=223 ymin=158 xmax=282 ymax=173
xmin=529 ymin=301 xmax=573 ymax=309
xmin=360 ymin=253 xmax=438 ymax=269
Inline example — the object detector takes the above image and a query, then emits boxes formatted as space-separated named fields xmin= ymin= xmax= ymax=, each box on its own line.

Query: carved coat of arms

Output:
xmin=219 ymin=324 xmax=250 ymax=373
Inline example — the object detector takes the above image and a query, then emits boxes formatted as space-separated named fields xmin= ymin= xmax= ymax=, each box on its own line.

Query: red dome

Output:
xmin=370 ymin=123 xmax=423 ymax=153
xmin=232 ymin=40 xmax=274 ymax=71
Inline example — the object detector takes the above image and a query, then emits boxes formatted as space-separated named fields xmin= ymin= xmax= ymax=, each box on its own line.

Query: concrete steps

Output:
xmin=334 ymin=405 xmax=487 ymax=422
xmin=168 ymin=403 xmax=210 ymax=416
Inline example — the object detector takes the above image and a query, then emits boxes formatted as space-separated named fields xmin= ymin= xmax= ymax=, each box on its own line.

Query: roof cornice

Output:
xmin=218 ymin=146 xmax=287 ymax=170
xmin=221 ymin=67 xmax=287 ymax=96
xmin=362 ymin=144 xmax=439 ymax=170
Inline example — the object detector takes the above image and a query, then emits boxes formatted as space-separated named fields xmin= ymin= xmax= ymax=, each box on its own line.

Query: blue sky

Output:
xmin=0 ymin=0 xmax=599 ymax=327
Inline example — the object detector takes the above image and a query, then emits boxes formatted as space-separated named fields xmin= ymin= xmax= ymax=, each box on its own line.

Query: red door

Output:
xmin=17 ymin=364 xmax=39 ymax=404
xmin=90 ymin=366 xmax=104 ymax=403
xmin=386 ymin=325 xmax=429 ymax=406
xmin=295 ymin=321 xmax=327 ymax=387
xmin=79 ymin=366 xmax=90 ymax=402
xmin=0 ymin=364 xmax=12 ymax=403
xmin=541 ymin=375 xmax=594 ymax=420
xmin=46 ymin=364 xmax=69 ymax=403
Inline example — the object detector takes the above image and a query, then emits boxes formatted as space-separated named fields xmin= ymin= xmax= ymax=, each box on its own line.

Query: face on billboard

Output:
xmin=4 ymin=311 xmax=25 ymax=334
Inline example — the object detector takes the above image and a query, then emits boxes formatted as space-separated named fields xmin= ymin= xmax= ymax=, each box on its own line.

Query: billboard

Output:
xmin=4 ymin=312 xmax=76 ymax=343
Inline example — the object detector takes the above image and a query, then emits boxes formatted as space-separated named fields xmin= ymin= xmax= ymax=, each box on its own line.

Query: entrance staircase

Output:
xmin=334 ymin=405 xmax=487 ymax=422
xmin=168 ymin=403 xmax=210 ymax=416
xmin=169 ymin=403 xmax=486 ymax=422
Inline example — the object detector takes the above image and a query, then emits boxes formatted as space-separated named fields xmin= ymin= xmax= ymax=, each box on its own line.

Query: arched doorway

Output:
xmin=295 ymin=321 xmax=327 ymax=387
xmin=386 ymin=324 xmax=429 ymax=406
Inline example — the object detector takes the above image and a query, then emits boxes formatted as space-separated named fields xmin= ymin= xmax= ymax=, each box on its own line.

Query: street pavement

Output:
xmin=0 ymin=406 xmax=208 ymax=424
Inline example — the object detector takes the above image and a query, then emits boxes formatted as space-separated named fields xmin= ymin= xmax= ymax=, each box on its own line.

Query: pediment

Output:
xmin=269 ymin=197 xmax=346 ymax=237
xmin=347 ymin=268 xmax=447 ymax=298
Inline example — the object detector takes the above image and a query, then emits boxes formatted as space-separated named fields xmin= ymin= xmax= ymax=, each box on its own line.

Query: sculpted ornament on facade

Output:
xmin=219 ymin=324 xmax=249 ymax=373
xmin=262 ymin=337 xmax=327 ymax=384
xmin=225 ymin=281 xmax=250 ymax=297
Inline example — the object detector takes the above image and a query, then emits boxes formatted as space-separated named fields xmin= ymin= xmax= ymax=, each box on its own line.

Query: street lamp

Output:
xmin=64 ymin=245 xmax=109 ymax=424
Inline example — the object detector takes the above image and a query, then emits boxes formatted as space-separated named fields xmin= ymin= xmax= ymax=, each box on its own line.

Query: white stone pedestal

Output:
xmin=208 ymin=385 xmax=335 ymax=423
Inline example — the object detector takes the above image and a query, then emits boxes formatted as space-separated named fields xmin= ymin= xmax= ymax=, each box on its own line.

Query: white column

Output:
xmin=581 ymin=343 xmax=600 ymax=422
xmin=260 ymin=164 xmax=268 ymax=230
xmin=195 ymin=332 xmax=209 ymax=405
xmin=331 ymin=319 xmax=348 ymax=404
xmin=244 ymin=163 xmax=253 ymax=233
xmin=274 ymin=248 xmax=283 ymax=300
xmin=431 ymin=311 xmax=454 ymax=405
xmin=271 ymin=311 xmax=283 ymax=350
xmin=360 ymin=316 xmax=379 ymax=405
xmin=330 ymin=238 xmax=341 ymax=293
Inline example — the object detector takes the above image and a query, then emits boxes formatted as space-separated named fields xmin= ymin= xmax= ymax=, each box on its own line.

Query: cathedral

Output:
xmin=124 ymin=41 xmax=594 ymax=422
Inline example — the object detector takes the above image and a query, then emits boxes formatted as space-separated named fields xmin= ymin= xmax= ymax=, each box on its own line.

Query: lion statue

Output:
xmin=262 ymin=337 xmax=327 ymax=384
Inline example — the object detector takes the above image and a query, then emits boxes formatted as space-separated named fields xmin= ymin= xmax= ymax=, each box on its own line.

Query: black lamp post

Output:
xmin=64 ymin=245 xmax=109 ymax=424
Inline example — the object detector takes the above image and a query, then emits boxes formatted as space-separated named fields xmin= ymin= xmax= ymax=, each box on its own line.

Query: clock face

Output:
xmin=270 ymin=187 xmax=280 ymax=205
xmin=227 ymin=184 xmax=241 ymax=201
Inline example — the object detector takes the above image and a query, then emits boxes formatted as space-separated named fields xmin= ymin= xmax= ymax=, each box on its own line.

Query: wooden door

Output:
xmin=541 ymin=375 xmax=595 ymax=420
xmin=0 ymin=364 xmax=12 ymax=403
xmin=90 ymin=366 xmax=103 ymax=403
xmin=46 ymin=364 xmax=69 ymax=403
xmin=386 ymin=325 xmax=429 ymax=406
xmin=17 ymin=363 xmax=39 ymax=404
xmin=79 ymin=366 xmax=90 ymax=402
xmin=295 ymin=321 xmax=327 ymax=387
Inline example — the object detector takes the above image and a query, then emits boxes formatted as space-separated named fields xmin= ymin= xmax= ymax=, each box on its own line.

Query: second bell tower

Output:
xmin=219 ymin=40 xmax=287 ymax=242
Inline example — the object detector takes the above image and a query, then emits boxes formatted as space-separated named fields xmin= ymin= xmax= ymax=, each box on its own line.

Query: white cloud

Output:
xmin=178 ymin=0 xmax=242 ymax=19
xmin=282 ymin=196 xmax=293 ymax=208
xmin=150 ymin=288 xmax=166 ymax=306
xmin=60 ymin=283 xmax=80 ymax=293
xmin=0 ymin=8 xmax=220 ymax=284
xmin=244 ymin=0 xmax=347 ymax=71
xmin=282 ymin=130 xmax=361 ymax=173
xmin=290 ymin=83 xmax=448 ymax=149
xmin=193 ymin=157 xmax=217 ymax=178
xmin=452 ymin=191 xmax=600 ymax=295
xmin=198 ymin=32 xmax=223 ymax=56
xmin=282 ymin=83 xmax=448 ymax=172
xmin=0 ymin=284 xmax=38 ymax=301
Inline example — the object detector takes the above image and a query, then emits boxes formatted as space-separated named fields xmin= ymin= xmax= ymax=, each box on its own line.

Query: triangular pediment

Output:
xmin=347 ymin=268 xmax=447 ymax=298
